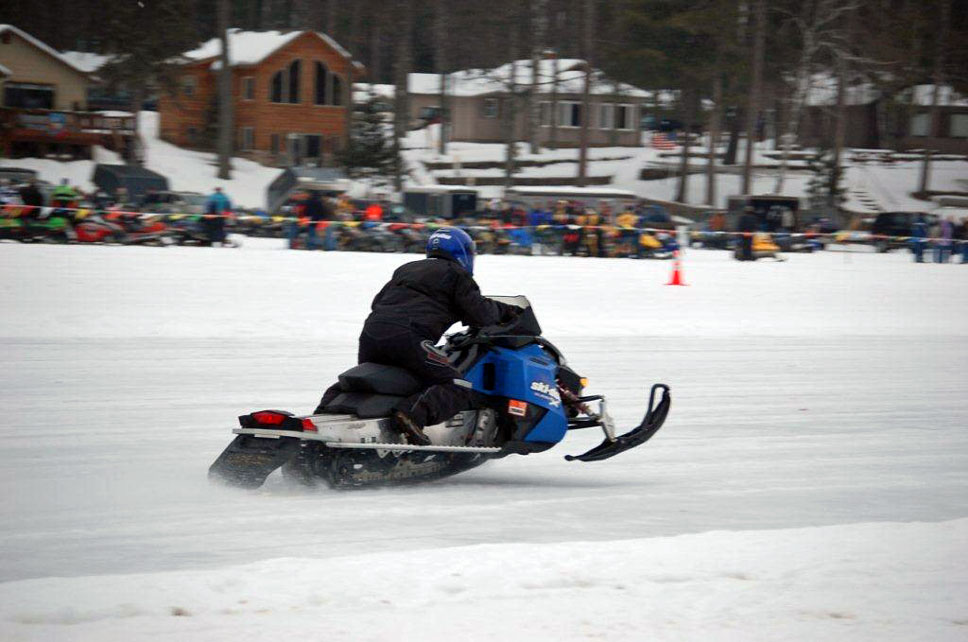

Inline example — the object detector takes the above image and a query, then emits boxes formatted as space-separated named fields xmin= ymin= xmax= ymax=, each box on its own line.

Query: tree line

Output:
xmin=2 ymin=0 xmax=965 ymax=201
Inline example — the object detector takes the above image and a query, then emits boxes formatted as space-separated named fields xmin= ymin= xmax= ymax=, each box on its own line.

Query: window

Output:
xmin=949 ymin=113 xmax=968 ymax=138
xmin=315 ymin=62 xmax=328 ymax=105
xmin=182 ymin=76 xmax=196 ymax=97
xmin=187 ymin=126 xmax=198 ymax=144
xmin=482 ymin=98 xmax=499 ymax=118
xmin=3 ymin=83 xmax=54 ymax=109
xmin=599 ymin=103 xmax=613 ymax=129
xmin=332 ymin=75 xmax=343 ymax=106
xmin=304 ymin=134 xmax=322 ymax=159
xmin=559 ymin=101 xmax=582 ymax=127
xmin=288 ymin=60 xmax=301 ymax=104
xmin=270 ymin=63 xmax=301 ymax=104
xmin=270 ymin=133 xmax=280 ymax=154
xmin=615 ymin=104 xmax=634 ymax=130
xmin=910 ymin=112 xmax=930 ymax=137
xmin=242 ymin=77 xmax=254 ymax=100
xmin=240 ymin=126 xmax=254 ymax=151
xmin=270 ymin=71 xmax=284 ymax=103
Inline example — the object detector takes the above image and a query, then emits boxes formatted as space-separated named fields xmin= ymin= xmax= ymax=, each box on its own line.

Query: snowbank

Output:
xmin=137 ymin=111 xmax=283 ymax=208
xmin=1 ymin=519 xmax=964 ymax=641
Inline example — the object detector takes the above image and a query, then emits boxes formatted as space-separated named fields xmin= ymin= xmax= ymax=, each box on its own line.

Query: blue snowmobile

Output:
xmin=209 ymin=297 xmax=671 ymax=489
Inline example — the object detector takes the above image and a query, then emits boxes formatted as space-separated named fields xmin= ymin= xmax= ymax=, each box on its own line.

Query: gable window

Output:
xmin=288 ymin=60 xmax=301 ymax=104
xmin=270 ymin=71 xmax=284 ymax=103
xmin=242 ymin=77 xmax=254 ymax=100
xmin=332 ymin=75 xmax=343 ymax=106
xmin=482 ymin=98 xmax=499 ymax=118
xmin=182 ymin=75 xmax=196 ymax=97
xmin=315 ymin=62 xmax=328 ymax=105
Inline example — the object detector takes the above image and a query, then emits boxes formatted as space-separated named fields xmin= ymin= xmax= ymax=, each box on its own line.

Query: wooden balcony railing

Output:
xmin=0 ymin=107 xmax=136 ymax=142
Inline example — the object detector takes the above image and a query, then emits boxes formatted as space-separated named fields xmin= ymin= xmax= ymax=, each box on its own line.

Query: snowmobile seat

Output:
xmin=337 ymin=363 xmax=422 ymax=396
xmin=324 ymin=392 xmax=403 ymax=419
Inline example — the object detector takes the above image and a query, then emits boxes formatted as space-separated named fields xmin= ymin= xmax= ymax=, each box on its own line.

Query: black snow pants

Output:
xmin=316 ymin=319 xmax=475 ymax=428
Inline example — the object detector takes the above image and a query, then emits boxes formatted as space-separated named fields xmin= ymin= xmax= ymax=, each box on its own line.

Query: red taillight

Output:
xmin=252 ymin=411 xmax=285 ymax=425
xmin=301 ymin=418 xmax=317 ymax=432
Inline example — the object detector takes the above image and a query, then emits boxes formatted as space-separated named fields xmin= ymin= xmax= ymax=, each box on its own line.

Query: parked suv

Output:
xmin=870 ymin=211 xmax=933 ymax=252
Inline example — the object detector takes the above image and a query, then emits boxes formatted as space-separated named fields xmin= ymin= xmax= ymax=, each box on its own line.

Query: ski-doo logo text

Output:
xmin=530 ymin=381 xmax=561 ymax=407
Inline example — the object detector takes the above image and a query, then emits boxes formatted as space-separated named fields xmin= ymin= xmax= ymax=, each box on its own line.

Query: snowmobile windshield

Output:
xmin=488 ymin=294 xmax=530 ymax=310
xmin=481 ymin=295 xmax=541 ymax=340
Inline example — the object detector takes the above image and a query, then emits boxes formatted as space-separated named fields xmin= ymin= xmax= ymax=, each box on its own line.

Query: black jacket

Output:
xmin=303 ymin=195 xmax=332 ymax=221
xmin=366 ymin=257 xmax=514 ymax=339
xmin=19 ymin=184 xmax=44 ymax=207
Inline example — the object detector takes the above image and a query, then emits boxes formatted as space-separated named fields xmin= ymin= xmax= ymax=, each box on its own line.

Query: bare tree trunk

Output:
xmin=529 ymin=0 xmax=547 ymax=154
xmin=369 ymin=9 xmax=382 ymax=85
xmin=217 ymin=0 xmax=233 ymax=180
xmin=830 ymin=54 xmax=847 ymax=211
xmin=918 ymin=0 xmax=951 ymax=194
xmin=326 ymin=0 xmax=336 ymax=35
xmin=741 ymin=0 xmax=765 ymax=195
xmin=350 ymin=1 xmax=361 ymax=55
xmin=392 ymin=0 xmax=413 ymax=193
xmin=129 ymin=81 xmax=147 ymax=165
xmin=435 ymin=0 xmax=449 ymax=155
xmin=676 ymin=90 xmax=695 ymax=203
xmin=549 ymin=53 xmax=559 ymax=150
xmin=344 ymin=65 xmax=354 ymax=153
xmin=775 ymin=0 xmax=816 ymax=194
xmin=505 ymin=58 xmax=519 ymax=189
xmin=577 ymin=0 xmax=594 ymax=187
xmin=706 ymin=73 xmax=723 ymax=207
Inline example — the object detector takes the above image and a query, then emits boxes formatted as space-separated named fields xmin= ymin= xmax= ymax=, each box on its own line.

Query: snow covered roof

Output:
xmin=59 ymin=51 xmax=113 ymax=73
xmin=803 ymin=73 xmax=881 ymax=107
xmin=180 ymin=29 xmax=363 ymax=72
xmin=353 ymin=83 xmax=395 ymax=102
xmin=506 ymin=186 xmax=638 ymax=197
xmin=0 ymin=24 xmax=92 ymax=76
xmin=902 ymin=85 xmax=968 ymax=107
xmin=407 ymin=59 xmax=651 ymax=99
xmin=0 ymin=62 xmax=10 ymax=77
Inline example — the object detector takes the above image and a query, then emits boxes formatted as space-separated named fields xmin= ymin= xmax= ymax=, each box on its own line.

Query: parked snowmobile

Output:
xmin=209 ymin=297 xmax=671 ymax=489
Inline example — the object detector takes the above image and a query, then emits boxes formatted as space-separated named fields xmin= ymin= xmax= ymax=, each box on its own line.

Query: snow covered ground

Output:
xmin=0 ymin=240 xmax=966 ymax=640
xmin=405 ymin=127 xmax=968 ymax=213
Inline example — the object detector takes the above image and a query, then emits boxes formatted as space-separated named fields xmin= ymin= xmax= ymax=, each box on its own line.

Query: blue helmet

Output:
xmin=426 ymin=227 xmax=475 ymax=275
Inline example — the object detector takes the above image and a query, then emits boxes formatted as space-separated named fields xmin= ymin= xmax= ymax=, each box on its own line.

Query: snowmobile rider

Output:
xmin=315 ymin=227 xmax=520 ymax=445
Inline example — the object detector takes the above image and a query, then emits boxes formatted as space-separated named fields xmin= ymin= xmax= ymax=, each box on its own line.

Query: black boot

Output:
xmin=392 ymin=410 xmax=432 ymax=446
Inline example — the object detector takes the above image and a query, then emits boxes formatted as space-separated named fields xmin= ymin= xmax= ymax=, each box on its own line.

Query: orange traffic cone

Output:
xmin=666 ymin=250 xmax=687 ymax=286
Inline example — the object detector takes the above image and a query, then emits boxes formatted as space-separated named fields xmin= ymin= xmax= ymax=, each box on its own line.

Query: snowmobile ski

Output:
xmin=565 ymin=384 xmax=671 ymax=462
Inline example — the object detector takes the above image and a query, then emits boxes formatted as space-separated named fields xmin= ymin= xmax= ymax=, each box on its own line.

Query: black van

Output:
xmin=871 ymin=211 xmax=934 ymax=252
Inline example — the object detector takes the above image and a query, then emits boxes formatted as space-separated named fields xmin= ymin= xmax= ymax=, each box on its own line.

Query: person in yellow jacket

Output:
xmin=615 ymin=207 xmax=640 ymax=257
xmin=581 ymin=207 xmax=605 ymax=257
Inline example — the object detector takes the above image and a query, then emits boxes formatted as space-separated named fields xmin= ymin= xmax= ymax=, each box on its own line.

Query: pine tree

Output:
xmin=805 ymin=146 xmax=845 ymax=217
xmin=337 ymin=100 xmax=399 ymax=186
